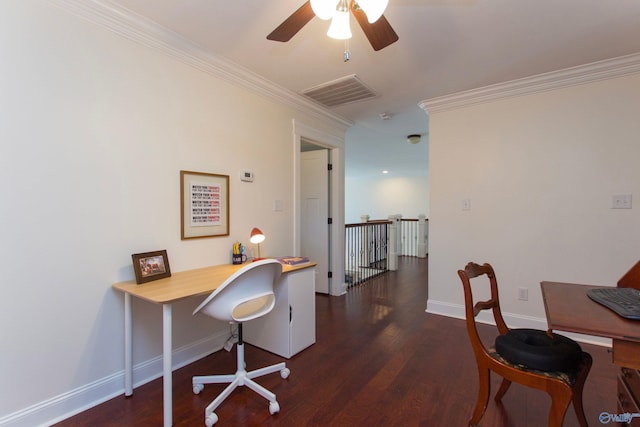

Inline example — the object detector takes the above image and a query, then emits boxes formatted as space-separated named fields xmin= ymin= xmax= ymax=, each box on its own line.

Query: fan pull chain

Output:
xmin=344 ymin=39 xmax=351 ymax=62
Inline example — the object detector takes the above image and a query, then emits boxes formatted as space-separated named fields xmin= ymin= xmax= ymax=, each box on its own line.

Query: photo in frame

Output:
xmin=132 ymin=250 xmax=171 ymax=284
xmin=180 ymin=170 xmax=230 ymax=239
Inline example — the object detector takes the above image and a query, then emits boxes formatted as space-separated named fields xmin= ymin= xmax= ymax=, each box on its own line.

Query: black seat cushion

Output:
xmin=495 ymin=328 xmax=582 ymax=372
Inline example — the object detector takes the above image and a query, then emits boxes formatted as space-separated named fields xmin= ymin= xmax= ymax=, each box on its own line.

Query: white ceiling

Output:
xmin=104 ymin=0 xmax=640 ymax=178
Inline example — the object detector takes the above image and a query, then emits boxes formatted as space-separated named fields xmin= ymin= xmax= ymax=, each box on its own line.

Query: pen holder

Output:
xmin=232 ymin=254 xmax=247 ymax=265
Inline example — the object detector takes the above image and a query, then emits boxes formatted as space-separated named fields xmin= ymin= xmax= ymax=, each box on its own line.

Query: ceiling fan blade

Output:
xmin=350 ymin=2 xmax=399 ymax=51
xmin=267 ymin=1 xmax=316 ymax=42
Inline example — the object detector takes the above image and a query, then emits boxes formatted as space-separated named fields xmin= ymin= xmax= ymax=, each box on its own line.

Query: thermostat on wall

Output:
xmin=240 ymin=171 xmax=254 ymax=182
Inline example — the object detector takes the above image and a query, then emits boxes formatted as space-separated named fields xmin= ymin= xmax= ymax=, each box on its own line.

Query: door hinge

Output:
xmin=328 ymin=163 xmax=333 ymax=171
xmin=328 ymin=271 xmax=333 ymax=278
xmin=328 ymin=218 xmax=333 ymax=224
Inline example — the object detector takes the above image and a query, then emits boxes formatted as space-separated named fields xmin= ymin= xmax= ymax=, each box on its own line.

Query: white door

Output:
xmin=301 ymin=149 xmax=329 ymax=293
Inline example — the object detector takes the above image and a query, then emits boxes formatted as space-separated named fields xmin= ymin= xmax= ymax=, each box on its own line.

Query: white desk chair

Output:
xmin=192 ymin=259 xmax=290 ymax=426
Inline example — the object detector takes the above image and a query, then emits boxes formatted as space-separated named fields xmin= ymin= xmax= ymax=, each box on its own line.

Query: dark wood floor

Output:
xmin=56 ymin=257 xmax=618 ymax=426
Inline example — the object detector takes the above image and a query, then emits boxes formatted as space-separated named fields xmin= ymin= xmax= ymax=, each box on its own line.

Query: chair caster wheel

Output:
xmin=269 ymin=401 xmax=280 ymax=415
xmin=193 ymin=383 xmax=204 ymax=394
xmin=205 ymin=413 xmax=218 ymax=426
xmin=280 ymin=368 xmax=290 ymax=379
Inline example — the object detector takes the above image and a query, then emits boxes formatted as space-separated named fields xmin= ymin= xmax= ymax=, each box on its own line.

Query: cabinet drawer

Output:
xmin=622 ymin=368 xmax=640 ymax=405
xmin=618 ymin=376 xmax=640 ymax=427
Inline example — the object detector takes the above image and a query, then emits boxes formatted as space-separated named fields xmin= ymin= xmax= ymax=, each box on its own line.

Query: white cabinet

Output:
xmin=244 ymin=265 xmax=316 ymax=358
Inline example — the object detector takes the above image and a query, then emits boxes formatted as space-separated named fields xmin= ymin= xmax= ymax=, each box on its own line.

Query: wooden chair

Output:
xmin=457 ymin=262 xmax=592 ymax=427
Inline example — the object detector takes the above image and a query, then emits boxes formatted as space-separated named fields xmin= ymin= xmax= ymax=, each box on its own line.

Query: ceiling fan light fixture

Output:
xmin=357 ymin=0 xmax=389 ymax=23
xmin=311 ymin=0 xmax=337 ymax=20
xmin=327 ymin=6 xmax=352 ymax=40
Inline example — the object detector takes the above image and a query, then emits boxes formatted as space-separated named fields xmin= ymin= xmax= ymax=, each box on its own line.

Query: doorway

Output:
xmin=300 ymin=142 xmax=330 ymax=293
xmin=293 ymin=119 xmax=346 ymax=296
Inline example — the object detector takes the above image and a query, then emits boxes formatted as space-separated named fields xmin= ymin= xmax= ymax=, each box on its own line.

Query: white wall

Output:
xmin=426 ymin=72 xmax=640 ymax=326
xmin=0 ymin=1 xmax=346 ymax=425
xmin=345 ymin=175 xmax=429 ymax=223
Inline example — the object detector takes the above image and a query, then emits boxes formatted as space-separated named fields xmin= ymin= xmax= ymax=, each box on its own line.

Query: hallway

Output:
xmin=57 ymin=256 xmax=617 ymax=426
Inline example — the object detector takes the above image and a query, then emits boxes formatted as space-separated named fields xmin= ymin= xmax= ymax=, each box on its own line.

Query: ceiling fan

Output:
xmin=267 ymin=0 xmax=399 ymax=51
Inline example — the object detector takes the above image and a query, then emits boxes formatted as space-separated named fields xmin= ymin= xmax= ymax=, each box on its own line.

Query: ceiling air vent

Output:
xmin=301 ymin=74 xmax=378 ymax=107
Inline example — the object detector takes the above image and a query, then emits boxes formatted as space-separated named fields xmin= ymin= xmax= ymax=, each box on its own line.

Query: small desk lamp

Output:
xmin=249 ymin=227 xmax=265 ymax=260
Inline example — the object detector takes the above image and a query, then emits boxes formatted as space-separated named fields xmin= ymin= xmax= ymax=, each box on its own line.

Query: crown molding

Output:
xmin=45 ymin=0 xmax=640 ymax=125
xmin=46 ymin=0 xmax=353 ymax=130
xmin=419 ymin=52 xmax=640 ymax=114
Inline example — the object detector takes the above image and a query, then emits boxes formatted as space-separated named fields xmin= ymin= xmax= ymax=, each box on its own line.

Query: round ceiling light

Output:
xmin=407 ymin=134 xmax=421 ymax=144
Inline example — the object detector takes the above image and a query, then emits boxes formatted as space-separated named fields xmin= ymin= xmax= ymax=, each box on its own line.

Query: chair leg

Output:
xmin=247 ymin=362 xmax=287 ymax=380
xmin=572 ymin=352 xmax=593 ymax=427
xmin=469 ymin=367 xmax=491 ymax=427
xmin=204 ymin=378 xmax=241 ymax=417
xmin=193 ymin=374 xmax=236 ymax=385
xmin=494 ymin=378 xmax=511 ymax=402
xmin=244 ymin=377 xmax=277 ymax=402
xmin=547 ymin=384 xmax=572 ymax=427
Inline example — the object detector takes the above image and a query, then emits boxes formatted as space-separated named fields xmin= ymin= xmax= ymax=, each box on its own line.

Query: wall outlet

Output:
xmin=518 ymin=287 xmax=528 ymax=301
xmin=612 ymin=194 xmax=632 ymax=209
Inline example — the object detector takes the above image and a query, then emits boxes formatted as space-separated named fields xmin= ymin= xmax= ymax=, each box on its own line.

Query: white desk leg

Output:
xmin=163 ymin=303 xmax=173 ymax=427
xmin=124 ymin=292 xmax=133 ymax=396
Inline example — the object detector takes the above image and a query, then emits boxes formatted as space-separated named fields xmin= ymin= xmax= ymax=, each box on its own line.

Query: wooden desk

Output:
xmin=112 ymin=261 xmax=316 ymax=427
xmin=541 ymin=281 xmax=640 ymax=370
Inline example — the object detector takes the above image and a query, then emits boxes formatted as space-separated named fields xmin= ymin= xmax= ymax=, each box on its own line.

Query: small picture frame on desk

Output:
xmin=132 ymin=250 xmax=171 ymax=284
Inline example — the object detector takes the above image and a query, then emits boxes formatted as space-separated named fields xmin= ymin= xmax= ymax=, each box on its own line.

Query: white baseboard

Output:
xmin=426 ymin=299 xmax=611 ymax=347
xmin=0 ymin=332 xmax=228 ymax=427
